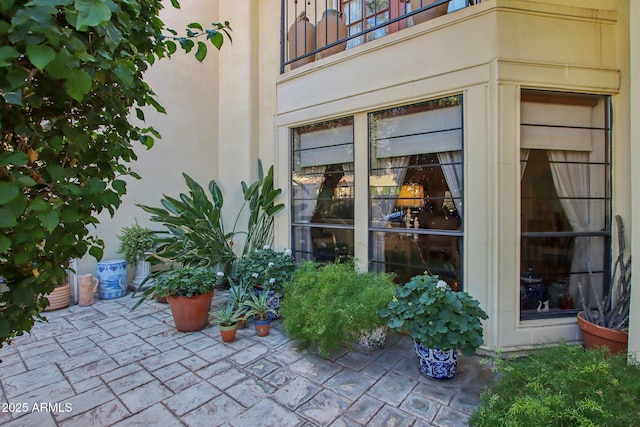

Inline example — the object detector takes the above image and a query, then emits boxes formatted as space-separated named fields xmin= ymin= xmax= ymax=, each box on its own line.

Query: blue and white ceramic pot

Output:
xmin=414 ymin=340 xmax=459 ymax=379
xmin=96 ymin=259 xmax=128 ymax=300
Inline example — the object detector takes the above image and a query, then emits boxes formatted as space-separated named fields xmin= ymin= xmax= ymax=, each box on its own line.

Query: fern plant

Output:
xmin=470 ymin=342 xmax=640 ymax=427
xmin=280 ymin=261 xmax=395 ymax=356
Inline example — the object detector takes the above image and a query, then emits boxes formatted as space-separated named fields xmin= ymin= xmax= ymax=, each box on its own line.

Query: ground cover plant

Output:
xmin=470 ymin=342 xmax=640 ymax=427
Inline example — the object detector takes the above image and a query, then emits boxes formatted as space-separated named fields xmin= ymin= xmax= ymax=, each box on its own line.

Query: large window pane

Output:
xmin=369 ymin=96 xmax=463 ymax=286
xmin=292 ymin=117 xmax=354 ymax=263
xmin=520 ymin=90 xmax=611 ymax=320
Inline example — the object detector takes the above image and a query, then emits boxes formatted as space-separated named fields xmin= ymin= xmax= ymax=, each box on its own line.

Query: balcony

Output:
xmin=281 ymin=0 xmax=481 ymax=73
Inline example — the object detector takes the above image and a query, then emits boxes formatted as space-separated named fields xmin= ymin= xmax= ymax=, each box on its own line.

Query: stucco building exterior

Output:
xmin=81 ymin=0 xmax=638 ymax=356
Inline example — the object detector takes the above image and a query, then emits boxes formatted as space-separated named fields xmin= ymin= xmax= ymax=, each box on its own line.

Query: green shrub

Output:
xmin=470 ymin=342 xmax=640 ymax=427
xmin=280 ymin=261 xmax=395 ymax=356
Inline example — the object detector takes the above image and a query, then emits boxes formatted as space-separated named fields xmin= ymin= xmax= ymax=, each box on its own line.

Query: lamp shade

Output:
xmin=397 ymin=184 xmax=425 ymax=208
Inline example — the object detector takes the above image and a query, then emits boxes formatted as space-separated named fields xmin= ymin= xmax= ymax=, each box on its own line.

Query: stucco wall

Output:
xmin=77 ymin=1 xmax=222 ymax=279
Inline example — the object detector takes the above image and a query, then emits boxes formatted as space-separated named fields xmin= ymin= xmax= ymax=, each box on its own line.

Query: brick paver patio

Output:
xmin=0 ymin=290 xmax=493 ymax=426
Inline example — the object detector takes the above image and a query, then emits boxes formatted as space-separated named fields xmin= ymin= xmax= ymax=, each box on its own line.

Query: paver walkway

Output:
xmin=0 ymin=290 xmax=493 ymax=426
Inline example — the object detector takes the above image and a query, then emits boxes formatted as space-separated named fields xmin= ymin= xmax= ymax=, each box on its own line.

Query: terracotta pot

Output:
xmin=219 ymin=323 xmax=238 ymax=342
xmin=577 ymin=312 xmax=628 ymax=355
xmin=167 ymin=290 xmax=214 ymax=332
xmin=288 ymin=11 xmax=316 ymax=69
xmin=254 ymin=318 xmax=271 ymax=337
xmin=43 ymin=284 xmax=71 ymax=311
xmin=316 ymin=9 xmax=348 ymax=59
xmin=410 ymin=0 xmax=448 ymax=25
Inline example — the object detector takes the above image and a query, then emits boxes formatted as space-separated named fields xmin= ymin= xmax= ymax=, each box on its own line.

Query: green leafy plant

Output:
xmin=117 ymin=223 xmax=156 ymax=265
xmin=470 ymin=342 xmax=640 ymax=426
xmin=281 ymin=261 xmax=396 ymax=356
xmin=137 ymin=160 xmax=284 ymax=277
xmin=380 ymin=272 xmax=488 ymax=356
xmin=242 ymin=289 xmax=278 ymax=321
xmin=0 ymin=0 xmax=231 ymax=347
xmin=235 ymin=245 xmax=295 ymax=294
xmin=211 ymin=302 xmax=241 ymax=327
xmin=147 ymin=266 xmax=219 ymax=299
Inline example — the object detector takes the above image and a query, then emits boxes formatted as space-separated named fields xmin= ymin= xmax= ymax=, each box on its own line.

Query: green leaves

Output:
xmin=26 ymin=44 xmax=55 ymax=70
xmin=0 ymin=0 xmax=232 ymax=352
xmin=74 ymin=0 xmax=112 ymax=29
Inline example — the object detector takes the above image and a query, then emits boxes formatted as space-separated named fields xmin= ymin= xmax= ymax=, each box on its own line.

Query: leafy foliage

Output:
xmin=235 ymin=245 xmax=295 ymax=294
xmin=281 ymin=261 xmax=396 ymax=356
xmin=380 ymin=272 xmax=488 ymax=355
xmin=0 ymin=0 xmax=231 ymax=346
xmin=117 ymin=222 xmax=156 ymax=265
xmin=138 ymin=161 xmax=284 ymax=275
xmin=470 ymin=343 xmax=640 ymax=426
xmin=148 ymin=266 xmax=219 ymax=299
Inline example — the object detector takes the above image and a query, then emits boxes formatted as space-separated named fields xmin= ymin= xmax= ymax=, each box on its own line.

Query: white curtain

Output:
xmin=547 ymin=150 xmax=602 ymax=302
xmin=372 ymin=156 xmax=410 ymax=271
xmin=294 ymin=165 xmax=327 ymax=258
xmin=437 ymin=151 xmax=464 ymax=218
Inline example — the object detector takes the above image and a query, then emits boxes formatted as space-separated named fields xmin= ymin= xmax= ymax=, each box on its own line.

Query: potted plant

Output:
xmin=117 ymin=222 xmax=156 ymax=291
xmin=211 ymin=302 xmax=242 ymax=342
xmin=235 ymin=245 xmax=295 ymax=319
xmin=226 ymin=277 xmax=249 ymax=328
xmin=577 ymin=215 xmax=630 ymax=354
xmin=134 ymin=267 xmax=221 ymax=332
xmin=380 ymin=273 xmax=488 ymax=379
xmin=280 ymin=261 xmax=396 ymax=356
xmin=242 ymin=289 xmax=278 ymax=337
xmin=137 ymin=160 xmax=284 ymax=279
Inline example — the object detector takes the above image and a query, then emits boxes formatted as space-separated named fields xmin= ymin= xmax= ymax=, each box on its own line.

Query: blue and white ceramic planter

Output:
xmin=414 ymin=340 xmax=459 ymax=379
xmin=253 ymin=287 xmax=282 ymax=320
xmin=96 ymin=259 xmax=128 ymax=300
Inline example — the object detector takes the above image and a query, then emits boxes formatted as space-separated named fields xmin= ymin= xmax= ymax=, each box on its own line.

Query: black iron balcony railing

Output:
xmin=281 ymin=0 xmax=481 ymax=73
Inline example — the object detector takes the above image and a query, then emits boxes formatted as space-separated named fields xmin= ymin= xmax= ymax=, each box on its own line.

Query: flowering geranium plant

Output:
xmin=234 ymin=245 xmax=295 ymax=294
xmin=380 ymin=273 xmax=488 ymax=356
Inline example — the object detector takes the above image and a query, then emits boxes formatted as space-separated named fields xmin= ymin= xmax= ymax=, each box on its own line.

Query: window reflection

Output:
xmin=369 ymin=96 xmax=463 ymax=286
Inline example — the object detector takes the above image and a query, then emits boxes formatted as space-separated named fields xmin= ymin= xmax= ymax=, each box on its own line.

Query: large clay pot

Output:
xmin=577 ymin=312 xmax=628 ymax=355
xmin=410 ymin=0 xmax=448 ymax=25
xmin=316 ymin=9 xmax=348 ymax=59
xmin=288 ymin=11 xmax=316 ymax=69
xmin=43 ymin=284 xmax=71 ymax=311
xmin=167 ymin=290 xmax=214 ymax=332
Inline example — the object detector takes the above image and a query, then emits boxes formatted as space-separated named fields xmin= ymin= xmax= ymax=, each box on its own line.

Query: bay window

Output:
xmin=520 ymin=90 xmax=611 ymax=320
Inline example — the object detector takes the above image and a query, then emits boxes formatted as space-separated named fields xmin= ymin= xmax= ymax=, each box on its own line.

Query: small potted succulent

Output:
xmin=211 ymin=302 xmax=242 ymax=342
xmin=380 ymin=273 xmax=488 ymax=379
xmin=242 ymin=290 xmax=278 ymax=337
xmin=226 ymin=277 xmax=249 ymax=328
